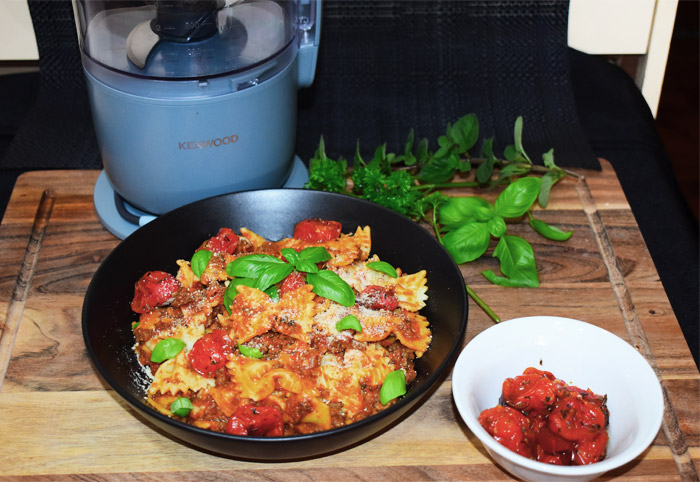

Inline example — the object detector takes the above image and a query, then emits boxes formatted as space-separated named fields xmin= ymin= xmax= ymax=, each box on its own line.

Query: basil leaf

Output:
xmin=487 ymin=216 xmax=507 ymax=238
xmin=481 ymin=235 xmax=539 ymax=288
xmin=280 ymin=248 xmax=300 ymax=265
xmin=366 ymin=260 xmax=398 ymax=278
xmin=449 ymin=114 xmax=479 ymax=153
xmin=504 ymin=144 xmax=518 ymax=162
xmin=494 ymin=176 xmax=541 ymax=218
xmin=191 ymin=249 xmax=212 ymax=278
xmin=294 ymin=260 xmax=319 ymax=273
xmin=529 ymin=216 xmax=573 ymax=241
xmin=265 ymin=285 xmax=280 ymax=300
xmin=131 ymin=321 xmax=139 ymax=330
xmin=513 ymin=115 xmax=532 ymax=164
xmin=494 ymin=163 xmax=530 ymax=184
xmin=226 ymin=254 xmax=287 ymax=279
xmin=441 ymin=222 xmax=491 ymax=264
xmin=336 ymin=314 xmax=362 ymax=332
xmin=307 ymin=270 xmax=356 ymax=307
xmin=542 ymin=147 xmax=555 ymax=169
xmin=238 ymin=343 xmax=264 ymax=359
xmin=439 ymin=197 xmax=492 ymax=230
xmin=256 ymin=263 xmax=294 ymax=293
xmin=476 ymin=137 xmax=496 ymax=184
xmin=298 ymin=246 xmax=332 ymax=264
xmin=380 ymin=370 xmax=406 ymax=405
xmin=281 ymin=247 xmax=328 ymax=273
xmin=150 ymin=338 xmax=186 ymax=363
xmin=223 ymin=278 xmax=257 ymax=313
xmin=538 ymin=169 xmax=564 ymax=209
xmin=417 ymin=156 xmax=457 ymax=183
xmin=170 ymin=397 xmax=193 ymax=417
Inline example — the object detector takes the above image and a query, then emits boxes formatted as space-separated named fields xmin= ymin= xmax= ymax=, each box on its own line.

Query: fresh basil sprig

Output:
xmin=380 ymin=369 xmax=407 ymax=405
xmin=280 ymin=246 xmax=331 ymax=273
xmin=482 ymin=235 xmax=539 ymax=288
xmin=150 ymin=338 xmax=185 ymax=363
xmin=225 ymin=250 xmax=354 ymax=306
xmin=439 ymin=176 xmax=543 ymax=286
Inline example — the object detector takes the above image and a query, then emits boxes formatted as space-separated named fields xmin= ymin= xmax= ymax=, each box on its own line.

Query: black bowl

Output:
xmin=82 ymin=189 xmax=468 ymax=460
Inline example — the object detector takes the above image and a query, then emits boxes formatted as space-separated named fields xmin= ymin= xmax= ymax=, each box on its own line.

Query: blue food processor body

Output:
xmin=73 ymin=0 xmax=320 ymax=228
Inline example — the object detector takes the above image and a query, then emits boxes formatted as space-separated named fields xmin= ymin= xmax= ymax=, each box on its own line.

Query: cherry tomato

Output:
xmin=358 ymin=285 xmax=399 ymax=311
xmin=548 ymin=389 xmax=608 ymax=442
xmin=479 ymin=405 xmax=536 ymax=459
xmin=187 ymin=329 xmax=233 ymax=377
xmin=225 ymin=404 xmax=284 ymax=437
xmin=279 ymin=271 xmax=307 ymax=297
xmin=293 ymin=218 xmax=342 ymax=243
xmin=203 ymin=227 xmax=239 ymax=254
xmin=535 ymin=420 xmax=575 ymax=453
xmin=131 ymin=271 xmax=180 ymax=313
xmin=536 ymin=445 xmax=571 ymax=465
xmin=573 ymin=428 xmax=609 ymax=465
xmin=502 ymin=368 xmax=560 ymax=415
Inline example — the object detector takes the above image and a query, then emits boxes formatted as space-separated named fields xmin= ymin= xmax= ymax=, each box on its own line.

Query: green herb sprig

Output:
xmin=304 ymin=115 xmax=578 ymax=322
xmin=224 ymin=247 xmax=355 ymax=309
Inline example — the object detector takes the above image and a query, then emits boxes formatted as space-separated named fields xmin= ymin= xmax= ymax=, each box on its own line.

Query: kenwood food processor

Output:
xmin=72 ymin=0 xmax=321 ymax=238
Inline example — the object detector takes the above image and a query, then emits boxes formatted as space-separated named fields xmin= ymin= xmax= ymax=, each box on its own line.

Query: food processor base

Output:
xmin=94 ymin=155 xmax=309 ymax=239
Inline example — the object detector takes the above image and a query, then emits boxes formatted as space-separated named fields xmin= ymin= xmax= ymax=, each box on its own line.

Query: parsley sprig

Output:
xmin=305 ymin=114 xmax=577 ymax=322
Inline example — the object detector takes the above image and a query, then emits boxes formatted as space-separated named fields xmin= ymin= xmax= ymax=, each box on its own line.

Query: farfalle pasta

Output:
xmin=130 ymin=219 xmax=431 ymax=436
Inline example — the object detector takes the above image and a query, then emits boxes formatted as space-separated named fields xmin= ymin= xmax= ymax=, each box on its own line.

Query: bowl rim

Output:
xmin=451 ymin=315 xmax=665 ymax=476
xmin=82 ymin=187 xmax=470 ymax=450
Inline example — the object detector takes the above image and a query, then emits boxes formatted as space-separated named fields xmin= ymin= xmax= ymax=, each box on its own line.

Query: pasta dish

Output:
xmin=130 ymin=218 xmax=431 ymax=436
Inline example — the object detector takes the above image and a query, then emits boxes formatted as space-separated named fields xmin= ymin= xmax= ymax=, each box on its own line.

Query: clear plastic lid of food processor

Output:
xmin=74 ymin=0 xmax=307 ymax=94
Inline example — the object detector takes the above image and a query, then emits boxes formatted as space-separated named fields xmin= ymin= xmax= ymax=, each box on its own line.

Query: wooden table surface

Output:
xmin=0 ymin=164 xmax=698 ymax=481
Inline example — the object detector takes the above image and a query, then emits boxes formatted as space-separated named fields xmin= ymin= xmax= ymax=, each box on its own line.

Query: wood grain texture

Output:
xmin=0 ymin=163 xmax=697 ymax=481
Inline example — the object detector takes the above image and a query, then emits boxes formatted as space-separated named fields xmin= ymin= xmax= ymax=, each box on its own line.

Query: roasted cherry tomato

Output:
xmin=225 ymin=404 xmax=284 ymax=437
xmin=131 ymin=271 xmax=180 ymax=313
xmin=187 ymin=329 xmax=233 ymax=377
xmin=479 ymin=368 xmax=609 ymax=466
xmin=548 ymin=389 xmax=608 ymax=442
xmin=479 ymin=405 xmax=536 ymax=459
xmin=203 ymin=227 xmax=239 ymax=254
xmin=279 ymin=271 xmax=307 ymax=297
xmin=573 ymin=428 xmax=609 ymax=465
xmin=293 ymin=218 xmax=342 ymax=243
xmin=535 ymin=419 xmax=575 ymax=454
xmin=502 ymin=367 xmax=560 ymax=415
xmin=536 ymin=445 xmax=572 ymax=465
xmin=358 ymin=285 xmax=399 ymax=311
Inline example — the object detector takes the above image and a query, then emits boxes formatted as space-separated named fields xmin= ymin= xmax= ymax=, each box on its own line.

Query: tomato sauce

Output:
xmin=479 ymin=367 xmax=609 ymax=465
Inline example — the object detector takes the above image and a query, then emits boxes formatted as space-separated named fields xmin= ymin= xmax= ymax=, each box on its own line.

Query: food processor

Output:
xmin=72 ymin=0 xmax=321 ymax=238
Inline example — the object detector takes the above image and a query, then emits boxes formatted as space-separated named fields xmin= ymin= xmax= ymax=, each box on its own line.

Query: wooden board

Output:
xmin=0 ymin=162 xmax=698 ymax=481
